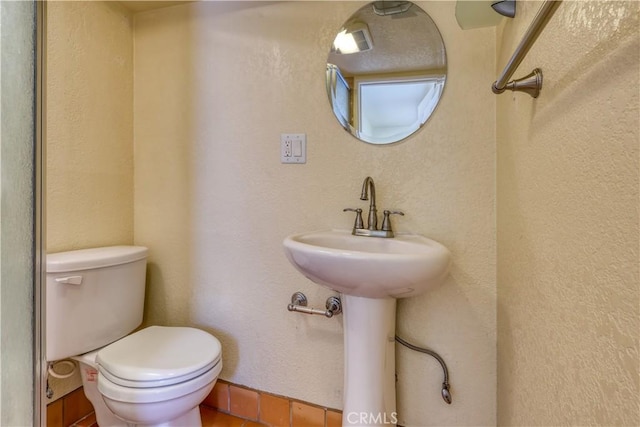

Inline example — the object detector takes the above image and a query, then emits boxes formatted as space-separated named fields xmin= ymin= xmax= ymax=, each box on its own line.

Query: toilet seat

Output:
xmin=98 ymin=359 xmax=222 ymax=403
xmin=96 ymin=326 xmax=222 ymax=388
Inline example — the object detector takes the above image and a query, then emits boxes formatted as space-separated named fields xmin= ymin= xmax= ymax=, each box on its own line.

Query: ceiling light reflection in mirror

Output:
xmin=326 ymin=1 xmax=447 ymax=145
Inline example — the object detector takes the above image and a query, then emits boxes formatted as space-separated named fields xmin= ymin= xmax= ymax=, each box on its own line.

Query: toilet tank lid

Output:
xmin=47 ymin=246 xmax=148 ymax=273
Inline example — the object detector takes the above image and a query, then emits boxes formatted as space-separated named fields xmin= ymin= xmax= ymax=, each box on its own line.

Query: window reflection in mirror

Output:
xmin=326 ymin=1 xmax=447 ymax=145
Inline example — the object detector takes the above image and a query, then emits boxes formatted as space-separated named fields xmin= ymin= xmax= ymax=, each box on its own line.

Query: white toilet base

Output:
xmin=74 ymin=358 xmax=214 ymax=427
xmin=102 ymin=382 xmax=213 ymax=427
xmin=117 ymin=406 xmax=202 ymax=427
xmin=76 ymin=360 xmax=128 ymax=427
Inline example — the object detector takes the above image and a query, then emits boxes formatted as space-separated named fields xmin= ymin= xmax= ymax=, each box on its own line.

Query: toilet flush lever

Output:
xmin=55 ymin=275 xmax=83 ymax=285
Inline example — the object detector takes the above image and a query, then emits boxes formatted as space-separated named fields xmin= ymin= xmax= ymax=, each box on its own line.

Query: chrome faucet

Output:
xmin=343 ymin=176 xmax=404 ymax=238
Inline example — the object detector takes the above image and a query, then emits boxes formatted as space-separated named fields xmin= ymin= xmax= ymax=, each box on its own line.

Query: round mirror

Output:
xmin=326 ymin=1 xmax=447 ymax=145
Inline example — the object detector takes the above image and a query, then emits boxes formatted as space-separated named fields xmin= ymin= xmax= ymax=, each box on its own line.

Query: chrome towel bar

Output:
xmin=492 ymin=0 xmax=562 ymax=98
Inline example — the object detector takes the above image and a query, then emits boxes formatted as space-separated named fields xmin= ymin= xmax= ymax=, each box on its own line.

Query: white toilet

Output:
xmin=46 ymin=246 xmax=222 ymax=427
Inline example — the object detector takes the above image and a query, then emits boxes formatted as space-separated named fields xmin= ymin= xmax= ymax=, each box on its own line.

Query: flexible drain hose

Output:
xmin=395 ymin=335 xmax=452 ymax=404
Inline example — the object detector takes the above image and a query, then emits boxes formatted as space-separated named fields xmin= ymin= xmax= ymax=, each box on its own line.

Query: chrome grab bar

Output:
xmin=492 ymin=0 xmax=562 ymax=98
xmin=287 ymin=292 xmax=342 ymax=318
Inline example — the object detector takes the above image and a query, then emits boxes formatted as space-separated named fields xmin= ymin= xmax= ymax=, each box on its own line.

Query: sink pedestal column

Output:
xmin=342 ymin=295 xmax=397 ymax=427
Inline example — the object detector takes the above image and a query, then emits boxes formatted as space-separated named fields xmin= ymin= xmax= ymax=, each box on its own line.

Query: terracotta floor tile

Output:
xmin=291 ymin=401 xmax=324 ymax=427
xmin=259 ymin=393 xmax=290 ymax=427
xmin=46 ymin=400 xmax=63 ymax=427
xmin=201 ymin=406 xmax=245 ymax=427
xmin=229 ymin=385 xmax=259 ymax=420
xmin=326 ymin=410 xmax=342 ymax=427
xmin=204 ymin=381 xmax=230 ymax=411
xmin=72 ymin=412 xmax=97 ymax=427
xmin=63 ymin=387 xmax=94 ymax=427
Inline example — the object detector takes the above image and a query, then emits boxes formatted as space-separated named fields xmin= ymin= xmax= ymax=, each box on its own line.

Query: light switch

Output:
xmin=281 ymin=133 xmax=306 ymax=164
xmin=292 ymin=140 xmax=302 ymax=157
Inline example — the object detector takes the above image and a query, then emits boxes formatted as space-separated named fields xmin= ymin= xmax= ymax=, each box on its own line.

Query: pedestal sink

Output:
xmin=283 ymin=229 xmax=450 ymax=426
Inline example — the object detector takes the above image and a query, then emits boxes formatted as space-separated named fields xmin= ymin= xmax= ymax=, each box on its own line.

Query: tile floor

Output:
xmin=201 ymin=406 xmax=266 ymax=427
xmin=67 ymin=404 xmax=341 ymax=427
xmin=206 ymin=380 xmax=342 ymax=427
xmin=52 ymin=380 xmax=342 ymax=427
xmin=68 ymin=408 xmax=257 ymax=427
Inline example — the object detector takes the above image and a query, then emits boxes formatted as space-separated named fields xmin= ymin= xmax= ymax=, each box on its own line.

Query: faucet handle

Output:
xmin=381 ymin=210 xmax=404 ymax=232
xmin=343 ymin=208 xmax=364 ymax=229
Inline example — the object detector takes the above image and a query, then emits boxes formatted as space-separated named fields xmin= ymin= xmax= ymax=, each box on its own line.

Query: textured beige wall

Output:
xmin=496 ymin=1 xmax=639 ymax=425
xmin=134 ymin=2 xmax=496 ymax=425
xmin=47 ymin=1 xmax=134 ymax=253
xmin=46 ymin=1 xmax=133 ymax=401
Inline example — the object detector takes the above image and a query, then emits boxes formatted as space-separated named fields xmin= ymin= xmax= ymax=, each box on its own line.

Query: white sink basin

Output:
xmin=283 ymin=229 xmax=451 ymax=298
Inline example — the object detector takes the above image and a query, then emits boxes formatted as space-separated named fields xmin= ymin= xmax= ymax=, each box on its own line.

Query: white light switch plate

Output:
xmin=281 ymin=133 xmax=306 ymax=164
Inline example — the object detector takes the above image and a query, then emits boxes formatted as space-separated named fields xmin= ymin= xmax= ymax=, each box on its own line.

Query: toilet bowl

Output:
xmin=46 ymin=246 xmax=224 ymax=427
xmin=100 ymin=367 xmax=218 ymax=426
xmin=74 ymin=326 xmax=222 ymax=427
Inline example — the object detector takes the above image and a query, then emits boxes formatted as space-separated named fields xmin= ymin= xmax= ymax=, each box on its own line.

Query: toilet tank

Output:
xmin=46 ymin=246 xmax=148 ymax=361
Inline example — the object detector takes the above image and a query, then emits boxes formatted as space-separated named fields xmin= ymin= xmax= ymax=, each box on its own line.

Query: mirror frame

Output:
xmin=326 ymin=1 xmax=447 ymax=145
